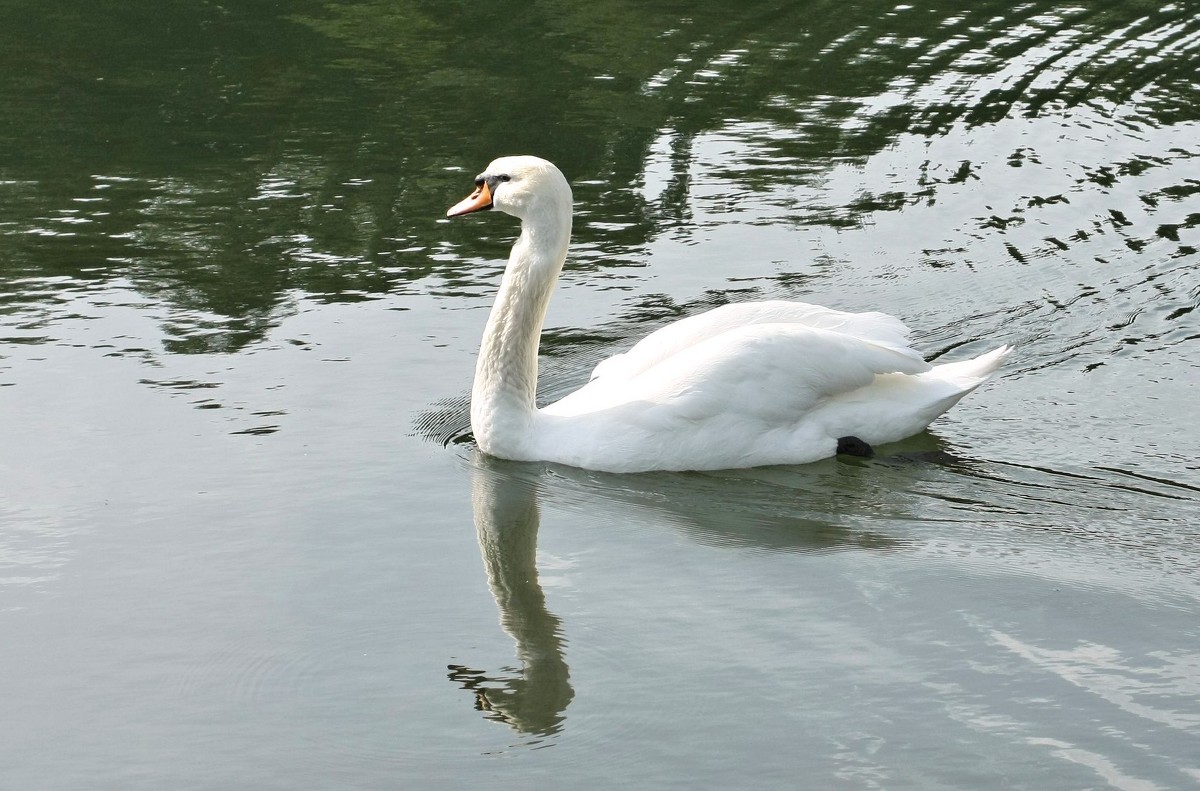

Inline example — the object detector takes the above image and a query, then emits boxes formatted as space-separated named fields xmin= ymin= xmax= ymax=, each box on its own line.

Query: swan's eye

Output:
xmin=477 ymin=173 xmax=511 ymax=195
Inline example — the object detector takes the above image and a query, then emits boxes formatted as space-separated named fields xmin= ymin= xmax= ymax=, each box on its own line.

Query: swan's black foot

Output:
xmin=836 ymin=436 xmax=874 ymax=458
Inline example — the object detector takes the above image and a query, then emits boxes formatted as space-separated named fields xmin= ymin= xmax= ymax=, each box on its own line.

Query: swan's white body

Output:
xmin=448 ymin=156 xmax=1011 ymax=473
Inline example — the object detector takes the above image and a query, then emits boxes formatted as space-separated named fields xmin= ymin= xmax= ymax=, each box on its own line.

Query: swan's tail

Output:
xmin=821 ymin=344 xmax=1013 ymax=446
xmin=929 ymin=345 xmax=1014 ymax=390
xmin=889 ymin=344 xmax=1013 ymax=432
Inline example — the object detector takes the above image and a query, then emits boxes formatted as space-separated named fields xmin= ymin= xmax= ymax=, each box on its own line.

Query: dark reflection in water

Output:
xmin=541 ymin=462 xmax=910 ymax=554
xmin=2 ymin=0 xmax=1195 ymax=356
xmin=451 ymin=455 xmax=573 ymax=739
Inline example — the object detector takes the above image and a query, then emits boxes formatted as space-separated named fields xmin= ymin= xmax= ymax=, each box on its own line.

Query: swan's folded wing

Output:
xmin=590 ymin=300 xmax=919 ymax=383
xmin=550 ymin=322 xmax=931 ymax=424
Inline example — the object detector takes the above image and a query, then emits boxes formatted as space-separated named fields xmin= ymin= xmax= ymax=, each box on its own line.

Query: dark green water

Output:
xmin=2 ymin=2 xmax=1199 ymax=788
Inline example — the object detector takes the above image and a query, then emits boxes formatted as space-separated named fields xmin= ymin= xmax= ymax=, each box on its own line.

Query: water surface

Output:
xmin=1 ymin=1 xmax=1199 ymax=788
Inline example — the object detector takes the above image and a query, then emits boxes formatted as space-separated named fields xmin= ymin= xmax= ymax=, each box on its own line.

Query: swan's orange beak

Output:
xmin=446 ymin=181 xmax=493 ymax=217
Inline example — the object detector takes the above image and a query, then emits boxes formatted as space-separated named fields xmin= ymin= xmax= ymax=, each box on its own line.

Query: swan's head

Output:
xmin=446 ymin=156 xmax=571 ymax=222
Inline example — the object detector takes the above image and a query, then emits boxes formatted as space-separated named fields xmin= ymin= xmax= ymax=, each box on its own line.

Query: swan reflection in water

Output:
xmin=448 ymin=455 xmax=573 ymax=737
xmin=447 ymin=445 xmax=939 ymax=737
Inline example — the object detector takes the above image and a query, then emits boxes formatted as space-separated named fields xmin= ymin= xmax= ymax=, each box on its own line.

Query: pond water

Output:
xmin=2 ymin=1 xmax=1199 ymax=788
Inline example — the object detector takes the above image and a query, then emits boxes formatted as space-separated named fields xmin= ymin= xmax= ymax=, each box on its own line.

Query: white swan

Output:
xmin=447 ymin=155 xmax=1011 ymax=473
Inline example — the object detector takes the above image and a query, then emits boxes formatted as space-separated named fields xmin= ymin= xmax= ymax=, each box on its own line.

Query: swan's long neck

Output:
xmin=472 ymin=200 xmax=571 ymax=457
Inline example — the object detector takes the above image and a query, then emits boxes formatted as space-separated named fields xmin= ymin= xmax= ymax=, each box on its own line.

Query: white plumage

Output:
xmin=447 ymin=155 xmax=1012 ymax=473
